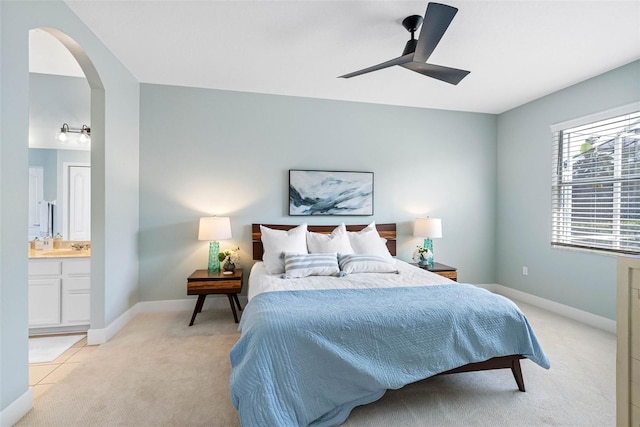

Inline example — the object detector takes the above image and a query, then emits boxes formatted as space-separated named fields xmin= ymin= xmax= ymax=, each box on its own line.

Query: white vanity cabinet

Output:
xmin=28 ymin=277 xmax=61 ymax=326
xmin=28 ymin=257 xmax=90 ymax=330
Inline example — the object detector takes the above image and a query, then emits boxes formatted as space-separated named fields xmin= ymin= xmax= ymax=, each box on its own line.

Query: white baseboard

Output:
xmin=87 ymin=303 xmax=140 ymax=345
xmin=0 ymin=388 xmax=32 ymax=427
xmin=479 ymin=283 xmax=616 ymax=334
xmin=29 ymin=325 xmax=88 ymax=336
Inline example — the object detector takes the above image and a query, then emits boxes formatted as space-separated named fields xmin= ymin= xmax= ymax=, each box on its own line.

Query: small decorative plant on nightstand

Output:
xmin=412 ymin=246 xmax=433 ymax=268
xmin=219 ymin=247 xmax=240 ymax=272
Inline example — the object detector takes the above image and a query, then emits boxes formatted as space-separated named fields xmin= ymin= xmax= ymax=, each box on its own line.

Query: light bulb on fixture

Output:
xmin=78 ymin=125 xmax=91 ymax=144
xmin=56 ymin=123 xmax=70 ymax=143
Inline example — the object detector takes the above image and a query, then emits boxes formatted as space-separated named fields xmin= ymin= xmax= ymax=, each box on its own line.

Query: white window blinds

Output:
xmin=551 ymin=106 xmax=640 ymax=254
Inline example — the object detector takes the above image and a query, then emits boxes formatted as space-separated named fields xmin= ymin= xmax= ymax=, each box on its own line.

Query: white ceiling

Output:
xmin=31 ymin=1 xmax=640 ymax=114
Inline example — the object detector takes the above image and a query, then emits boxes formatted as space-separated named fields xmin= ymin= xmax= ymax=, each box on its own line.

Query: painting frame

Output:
xmin=289 ymin=169 xmax=374 ymax=216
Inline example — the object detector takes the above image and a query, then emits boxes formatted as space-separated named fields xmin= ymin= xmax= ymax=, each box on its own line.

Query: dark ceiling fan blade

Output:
xmin=413 ymin=3 xmax=458 ymax=63
xmin=339 ymin=53 xmax=413 ymax=78
xmin=401 ymin=62 xmax=470 ymax=85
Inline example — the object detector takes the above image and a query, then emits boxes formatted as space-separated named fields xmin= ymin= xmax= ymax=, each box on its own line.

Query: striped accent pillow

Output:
xmin=283 ymin=253 xmax=340 ymax=278
xmin=338 ymin=253 xmax=398 ymax=275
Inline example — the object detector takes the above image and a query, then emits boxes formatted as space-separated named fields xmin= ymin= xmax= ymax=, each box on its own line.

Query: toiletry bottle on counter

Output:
xmin=33 ymin=237 xmax=43 ymax=250
xmin=42 ymin=234 xmax=53 ymax=251
xmin=53 ymin=233 xmax=63 ymax=249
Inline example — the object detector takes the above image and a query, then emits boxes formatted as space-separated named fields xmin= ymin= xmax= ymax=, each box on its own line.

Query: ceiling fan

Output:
xmin=339 ymin=2 xmax=470 ymax=85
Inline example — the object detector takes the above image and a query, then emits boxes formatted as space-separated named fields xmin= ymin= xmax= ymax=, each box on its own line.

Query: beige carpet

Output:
xmin=17 ymin=298 xmax=615 ymax=426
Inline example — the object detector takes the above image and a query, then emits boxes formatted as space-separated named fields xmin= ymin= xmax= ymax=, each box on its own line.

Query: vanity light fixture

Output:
xmin=57 ymin=123 xmax=91 ymax=144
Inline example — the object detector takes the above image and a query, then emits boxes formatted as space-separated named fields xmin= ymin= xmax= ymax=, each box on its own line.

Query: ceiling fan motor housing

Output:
xmin=402 ymin=15 xmax=424 ymax=34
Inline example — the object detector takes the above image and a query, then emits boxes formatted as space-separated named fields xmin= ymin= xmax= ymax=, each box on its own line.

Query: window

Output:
xmin=551 ymin=105 xmax=640 ymax=254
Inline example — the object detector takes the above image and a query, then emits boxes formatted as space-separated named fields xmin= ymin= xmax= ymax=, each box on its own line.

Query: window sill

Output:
xmin=551 ymin=244 xmax=628 ymax=258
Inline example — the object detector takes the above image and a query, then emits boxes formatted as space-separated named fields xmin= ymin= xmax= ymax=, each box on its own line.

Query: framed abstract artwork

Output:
xmin=289 ymin=169 xmax=374 ymax=216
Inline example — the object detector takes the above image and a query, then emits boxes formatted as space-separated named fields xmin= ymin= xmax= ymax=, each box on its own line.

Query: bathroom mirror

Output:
xmin=28 ymin=148 xmax=90 ymax=240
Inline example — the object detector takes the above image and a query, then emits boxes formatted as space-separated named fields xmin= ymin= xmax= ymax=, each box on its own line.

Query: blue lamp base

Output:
xmin=208 ymin=241 xmax=220 ymax=273
xmin=423 ymin=238 xmax=434 ymax=268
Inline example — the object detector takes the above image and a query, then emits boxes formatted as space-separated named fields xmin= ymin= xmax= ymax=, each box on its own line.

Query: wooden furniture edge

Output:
xmin=435 ymin=270 xmax=457 ymax=281
xmin=437 ymin=355 xmax=526 ymax=392
xmin=616 ymin=256 xmax=637 ymax=426
xmin=251 ymin=223 xmax=397 ymax=260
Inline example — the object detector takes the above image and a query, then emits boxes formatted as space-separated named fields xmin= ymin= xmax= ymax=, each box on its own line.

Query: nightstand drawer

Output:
xmin=188 ymin=280 xmax=241 ymax=292
xmin=435 ymin=270 xmax=457 ymax=281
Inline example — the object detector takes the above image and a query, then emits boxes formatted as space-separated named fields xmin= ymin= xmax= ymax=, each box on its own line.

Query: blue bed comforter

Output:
xmin=229 ymin=284 xmax=549 ymax=427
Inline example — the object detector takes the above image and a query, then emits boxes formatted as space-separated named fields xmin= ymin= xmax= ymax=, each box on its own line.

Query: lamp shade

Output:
xmin=198 ymin=217 xmax=232 ymax=241
xmin=413 ymin=218 xmax=442 ymax=238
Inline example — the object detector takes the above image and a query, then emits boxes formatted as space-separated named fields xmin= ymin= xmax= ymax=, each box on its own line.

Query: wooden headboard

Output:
xmin=251 ymin=223 xmax=397 ymax=260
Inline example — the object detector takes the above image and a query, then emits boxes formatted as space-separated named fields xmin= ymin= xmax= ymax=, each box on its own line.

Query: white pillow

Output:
xmin=260 ymin=224 xmax=308 ymax=274
xmin=307 ymin=224 xmax=354 ymax=254
xmin=338 ymin=253 xmax=398 ymax=275
xmin=283 ymin=252 xmax=340 ymax=278
xmin=347 ymin=221 xmax=393 ymax=261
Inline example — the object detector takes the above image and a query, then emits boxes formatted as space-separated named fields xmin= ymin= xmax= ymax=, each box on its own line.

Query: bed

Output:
xmin=230 ymin=223 xmax=549 ymax=427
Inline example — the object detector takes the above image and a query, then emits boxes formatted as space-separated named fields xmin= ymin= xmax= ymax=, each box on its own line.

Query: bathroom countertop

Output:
xmin=29 ymin=248 xmax=91 ymax=258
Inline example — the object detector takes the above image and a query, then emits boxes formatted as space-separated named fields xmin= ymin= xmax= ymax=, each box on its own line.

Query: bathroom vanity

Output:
xmin=28 ymin=249 xmax=90 ymax=333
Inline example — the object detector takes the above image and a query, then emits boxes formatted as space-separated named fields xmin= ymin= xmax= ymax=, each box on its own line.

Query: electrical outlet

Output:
xmin=522 ymin=266 xmax=528 ymax=276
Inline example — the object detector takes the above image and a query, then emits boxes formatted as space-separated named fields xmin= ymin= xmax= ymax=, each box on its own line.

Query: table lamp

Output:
xmin=413 ymin=217 xmax=442 ymax=268
xmin=198 ymin=217 xmax=232 ymax=273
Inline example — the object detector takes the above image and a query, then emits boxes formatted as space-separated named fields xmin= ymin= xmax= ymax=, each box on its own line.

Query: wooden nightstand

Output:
xmin=187 ymin=269 xmax=244 ymax=325
xmin=414 ymin=262 xmax=457 ymax=281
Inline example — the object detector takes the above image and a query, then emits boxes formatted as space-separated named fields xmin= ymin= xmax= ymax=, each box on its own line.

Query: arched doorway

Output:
xmin=28 ymin=27 xmax=105 ymax=339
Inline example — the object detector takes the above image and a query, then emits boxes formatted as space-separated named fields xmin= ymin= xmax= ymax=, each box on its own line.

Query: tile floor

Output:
xmin=29 ymin=335 xmax=96 ymax=400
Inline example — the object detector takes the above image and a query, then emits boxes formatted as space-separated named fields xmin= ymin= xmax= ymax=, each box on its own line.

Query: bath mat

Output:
xmin=29 ymin=334 xmax=85 ymax=364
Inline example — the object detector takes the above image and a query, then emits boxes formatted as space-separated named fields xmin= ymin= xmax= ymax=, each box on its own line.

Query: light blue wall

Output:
xmin=139 ymin=84 xmax=497 ymax=301
xmin=1 ymin=0 xmax=139 ymax=417
xmin=496 ymin=60 xmax=640 ymax=320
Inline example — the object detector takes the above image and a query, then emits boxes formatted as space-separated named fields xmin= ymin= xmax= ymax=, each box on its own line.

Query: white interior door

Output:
xmin=28 ymin=167 xmax=44 ymax=239
xmin=68 ymin=165 xmax=91 ymax=241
